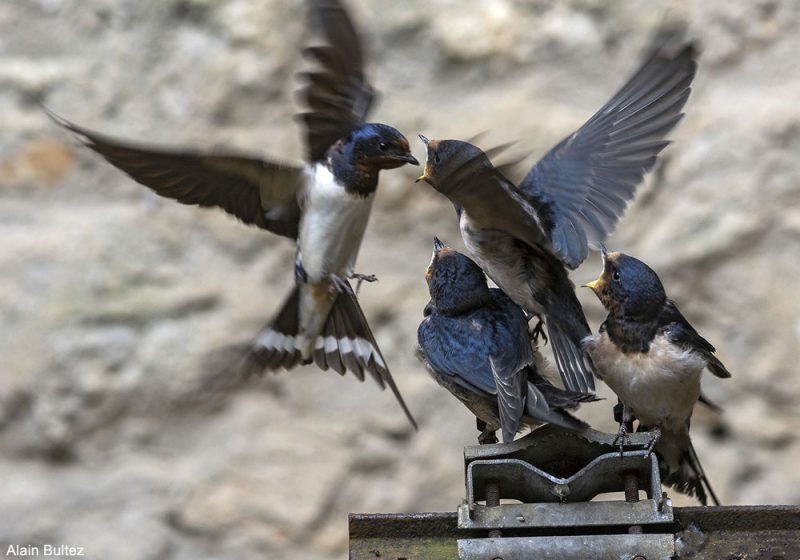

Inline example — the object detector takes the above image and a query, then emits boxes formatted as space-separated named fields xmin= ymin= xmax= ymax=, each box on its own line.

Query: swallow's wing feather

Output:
xmin=440 ymin=144 xmax=553 ymax=251
xmin=298 ymin=0 xmax=376 ymax=162
xmin=526 ymin=365 xmax=600 ymax=410
xmin=519 ymin=35 xmax=697 ymax=268
xmin=417 ymin=317 xmax=498 ymax=398
xmin=51 ymin=113 xmax=305 ymax=238
xmin=489 ymin=356 xmax=528 ymax=443
xmin=486 ymin=292 xmax=536 ymax=442
xmin=660 ymin=300 xmax=732 ymax=379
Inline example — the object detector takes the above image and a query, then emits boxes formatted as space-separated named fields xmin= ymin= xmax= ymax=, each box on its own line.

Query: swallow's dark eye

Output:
xmin=378 ymin=142 xmax=389 ymax=152
xmin=434 ymin=153 xmax=441 ymax=164
xmin=612 ymin=270 xmax=621 ymax=282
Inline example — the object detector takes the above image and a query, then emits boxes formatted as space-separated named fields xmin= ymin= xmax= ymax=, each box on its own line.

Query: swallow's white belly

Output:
xmin=460 ymin=212 xmax=544 ymax=315
xmin=584 ymin=331 xmax=704 ymax=431
xmin=298 ymin=165 xmax=373 ymax=281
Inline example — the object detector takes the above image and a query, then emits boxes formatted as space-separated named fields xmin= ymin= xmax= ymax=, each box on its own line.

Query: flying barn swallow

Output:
xmin=416 ymin=33 xmax=697 ymax=396
xmin=48 ymin=0 xmax=418 ymax=428
xmin=583 ymin=246 xmax=731 ymax=505
xmin=416 ymin=238 xmax=597 ymax=444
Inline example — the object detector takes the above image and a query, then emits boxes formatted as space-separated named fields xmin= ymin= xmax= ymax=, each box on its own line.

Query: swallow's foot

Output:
xmin=478 ymin=429 xmax=499 ymax=445
xmin=530 ymin=318 xmax=548 ymax=346
xmin=612 ymin=421 xmax=629 ymax=457
xmin=327 ymin=274 xmax=352 ymax=294
xmin=476 ymin=418 xmax=498 ymax=445
xmin=645 ymin=427 xmax=662 ymax=456
xmin=349 ymin=272 xmax=378 ymax=295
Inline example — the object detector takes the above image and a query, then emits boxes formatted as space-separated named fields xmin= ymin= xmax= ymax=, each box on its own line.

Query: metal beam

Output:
xmin=349 ymin=507 xmax=800 ymax=559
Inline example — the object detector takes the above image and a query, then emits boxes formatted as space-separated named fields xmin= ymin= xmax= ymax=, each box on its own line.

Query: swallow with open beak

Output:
xmin=48 ymin=0 xmax=419 ymax=428
xmin=416 ymin=32 xmax=697 ymax=396
xmin=416 ymin=238 xmax=597 ymax=444
xmin=583 ymin=245 xmax=731 ymax=505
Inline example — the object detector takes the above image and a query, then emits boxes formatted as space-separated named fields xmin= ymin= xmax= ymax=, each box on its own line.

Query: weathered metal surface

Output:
xmin=462 ymin=426 xmax=673 ymax=531
xmin=349 ymin=507 xmax=800 ymax=559
xmin=458 ymin=499 xmax=672 ymax=530
xmin=351 ymin=429 xmax=800 ymax=559
xmin=463 ymin=425 xmax=652 ymax=480
xmin=349 ymin=512 xmax=472 ymax=560
xmin=457 ymin=534 xmax=674 ymax=560
xmin=464 ymin=451 xmax=665 ymax=508
xmin=673 ymin=506 xmax=800 ymax=559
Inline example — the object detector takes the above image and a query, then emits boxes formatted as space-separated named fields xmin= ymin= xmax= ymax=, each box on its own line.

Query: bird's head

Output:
xmin=350 ymin=123 xmax=418 ymax=171
xmin=425 ymin=237 xmax=491 ymax=314
xmin=415 ymin=136 xmax=490 ymax=196
xmin=583 ymin=245 xmax=667 ymax=320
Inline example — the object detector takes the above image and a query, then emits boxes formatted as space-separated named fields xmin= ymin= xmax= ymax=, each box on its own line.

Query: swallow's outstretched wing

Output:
xmin=298 ymin=0 xmax=377 ymax=163
xmin=49 ymin=112 xmax=306 ymax=239
xmin=423 ymin=140 xmax=553 ymax=252
xmin=519 ymin=33 xmax=697 ymax=269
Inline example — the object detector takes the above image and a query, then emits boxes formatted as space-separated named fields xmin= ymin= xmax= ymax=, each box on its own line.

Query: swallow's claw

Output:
xmin=612 ymin=421 xmax=629 ymax=457
xmin=645 ymin=427 xmax=662 ymax=457
xmin=476 ymin=418 xmax=498 ymax=445
xmin=478 ymin=428 xmax=499 ymax=445
xmin=349 ymin=272 xmax=378 ymax=295
xmin=327 ymin=274 xmax=352 ymax=294
xmin=530 ymin=318 xmax=548 ymax=346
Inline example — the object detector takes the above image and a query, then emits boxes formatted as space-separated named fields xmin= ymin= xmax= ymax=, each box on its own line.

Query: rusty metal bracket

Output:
xmin=459 ymin=426 xmax=673 ymax=530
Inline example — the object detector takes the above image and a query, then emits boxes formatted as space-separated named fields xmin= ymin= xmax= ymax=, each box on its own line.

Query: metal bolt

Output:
xmin=486 ymin=480 xmax=502 ymax=539
xmin=624 ymin=470 xmax=640 ymax=503
xmin=624 ymin=469 xmax=643 ymax=535
xmin=553 ymin=483 xmax=571 ymax=499
xmin=657 ymin=491 xmax=669 ymax=512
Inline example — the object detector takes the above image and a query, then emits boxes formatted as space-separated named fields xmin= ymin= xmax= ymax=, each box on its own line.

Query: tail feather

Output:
xmin=698 ymin=391 xmax=723 ymax=413
xmin=545 ymin=319 xmax=596 ymax=393
xmin=527 ymin=366 xmax=601 ymax=411
xmin=659 ymin=436 xmax=720 ymax=506
xmin=316 ymin=282 xmax=417 ymax=429
xmin=522 ymin=364 xmax=598 ymax=432
xmin=706 ymin=354 xmax=732 ymax=379
xmin=241 ymin=282 xmax=417 ymax=429
xmin=246 ymin=287 xmax=305 ymax=374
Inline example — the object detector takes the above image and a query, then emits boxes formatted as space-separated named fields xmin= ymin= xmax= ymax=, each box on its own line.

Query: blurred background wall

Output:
xmin=2 ymin=1 xmax=799 ymax=558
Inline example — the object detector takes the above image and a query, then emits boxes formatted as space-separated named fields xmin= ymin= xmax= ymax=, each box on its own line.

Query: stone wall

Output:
xmin=2 ymin=1 xmax=799 ymax=558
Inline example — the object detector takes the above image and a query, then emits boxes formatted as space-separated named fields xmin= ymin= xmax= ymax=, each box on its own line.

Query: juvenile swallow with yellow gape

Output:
xmin=48 ymin=0 xmax=419 ymax=428
xmin=583 ymin=245 xmax=731 ymax=505
xmin=416 ymin=31 xmax=697 ymax=397
xmin=416 ymin=238 xmax=597 ymax=444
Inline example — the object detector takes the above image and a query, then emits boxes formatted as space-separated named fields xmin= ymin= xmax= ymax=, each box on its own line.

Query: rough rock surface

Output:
xmin=2 ymin=0 xmax=799 ymax=558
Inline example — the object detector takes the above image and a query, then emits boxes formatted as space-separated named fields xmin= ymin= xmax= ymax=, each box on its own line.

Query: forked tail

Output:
xmin=244 ymin=283 xmax=418 ymax=429
xmin=661 ymin=436 xmax=720 ymax=506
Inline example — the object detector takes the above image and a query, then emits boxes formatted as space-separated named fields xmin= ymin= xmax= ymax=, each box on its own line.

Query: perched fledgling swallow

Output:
xmin=583 ymin=246 xmax=731 ymax=505
xmin=48 ymin=0 xmax=419 ymax=428
xmin=416 ymin=238 xmax=597 ymax=444
xmin=416 ymin=33 xmax=697 ymax=396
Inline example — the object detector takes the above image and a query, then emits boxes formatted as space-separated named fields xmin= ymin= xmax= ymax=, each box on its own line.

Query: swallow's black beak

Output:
xmin=418 ymin=134 xmax=430 ymax=146
xmin=599 ymin=242 xmax=609 ymax=264
xmin=433 ymin=236 xmax=446 ymax=252
xmin=401 ymin=153 xmax=419 ymax=166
